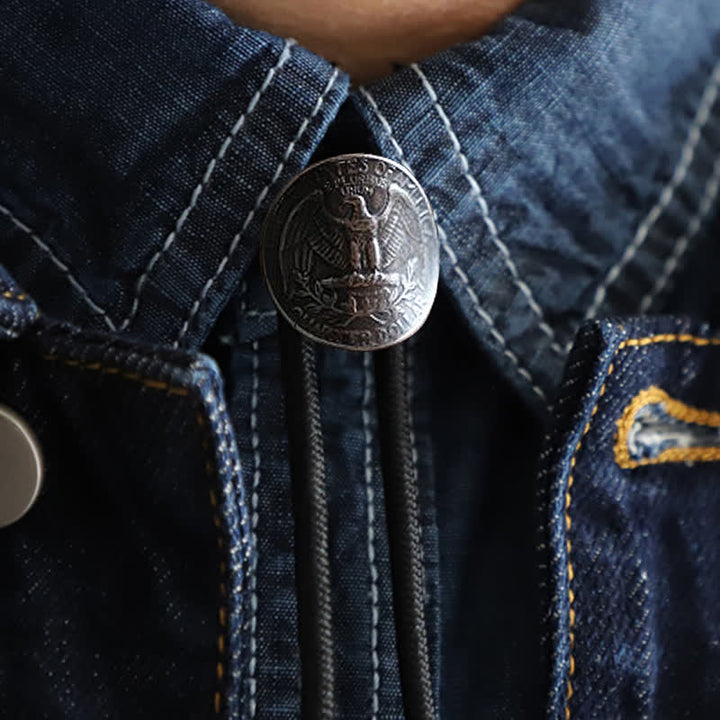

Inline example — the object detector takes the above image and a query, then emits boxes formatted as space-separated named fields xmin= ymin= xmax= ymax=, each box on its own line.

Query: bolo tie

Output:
xmin=261 ymin=153 xmax=439 ymax=720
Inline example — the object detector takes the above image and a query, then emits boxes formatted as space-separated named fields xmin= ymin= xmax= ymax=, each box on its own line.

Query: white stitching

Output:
xmin=242 ymin=310 xmax=276 ymax=318
xmin=119 ymin=40 xmax=296 ymax=332
xmin=639 ymin=154 xmax=720 ymax=312
xmin=247 ymin=340 xmax=261 ymax=718
xmin=213 ymin=406 xmax=249 ymax=720
xmin=0 ymin=203 xmax=116 ymax=331
xmin=356 ymin=90 xmax=408 ymax=171
xmin=359 ymin=88 xmax=548 ymax=403
xmin=239 ymin=280 xmax=249 ymax=314
xmin=410 ymin=64 xmax=564 ymax=357
xmin=585 ymin=56 xmax=720 ymax=322
xmin=173 ymin=67 xmax=341 ymax=348
xmin=238 ymin=279 xmax=278 ymax=319
xmin=361 ymin=352 xmax=380 ymax=719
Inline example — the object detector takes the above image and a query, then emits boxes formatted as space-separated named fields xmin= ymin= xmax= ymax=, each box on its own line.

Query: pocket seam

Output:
xmin=40 ymin=351 xmax=228 ymax=716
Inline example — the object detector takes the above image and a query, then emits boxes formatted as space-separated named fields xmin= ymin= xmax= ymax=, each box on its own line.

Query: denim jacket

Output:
xmin=1 ymin=0 xmax=720 ymax=717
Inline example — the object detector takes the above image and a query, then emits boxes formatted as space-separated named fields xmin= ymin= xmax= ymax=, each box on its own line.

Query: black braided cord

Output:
xmin=279 ymin=317 xmax=336 ymax=720
xmin=374 ymin=343 xmax=436 ymax=720
xmin=280 ymin=312 xmax=434 ymax=719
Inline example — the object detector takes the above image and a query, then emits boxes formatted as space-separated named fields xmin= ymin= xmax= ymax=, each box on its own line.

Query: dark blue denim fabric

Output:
xmin=540 ymin=317 xmax=720 ymax=717
xmin=355 ymin=0 xmax=720 ymax=409
xmin=0 ymin=0 xmax=349 ymax=346
xmin=210 ymin=315 xmax=412 ymax=719
xmin=0 ymin=319 xmax=250 ymax=718
xmin=1 ymin=0 xmax=720 ymax=717
xmin=0 ymin=266 xmax=38 ymax=340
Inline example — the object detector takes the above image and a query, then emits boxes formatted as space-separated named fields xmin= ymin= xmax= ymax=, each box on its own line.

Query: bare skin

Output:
xmin=211 ymin=0 xmax=524 ymax=82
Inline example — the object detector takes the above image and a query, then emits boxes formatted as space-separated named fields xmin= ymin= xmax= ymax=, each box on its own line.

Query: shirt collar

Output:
xmin=357 ymin=0 xmax=720 ymax=411
xmin=0 ymin=0 xmax=349 ymax=346
xmin=2 ymin=0 xmax=719 ymax=410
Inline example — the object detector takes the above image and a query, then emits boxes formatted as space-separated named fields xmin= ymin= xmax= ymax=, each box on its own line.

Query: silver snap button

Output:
xmin=0 ymin=405 xmax=43 ymax=527
xmin=261 ymin=154 xmax=439 ymax=351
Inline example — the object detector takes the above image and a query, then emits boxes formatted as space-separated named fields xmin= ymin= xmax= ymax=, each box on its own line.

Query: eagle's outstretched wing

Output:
xmin=378 ymin=184 xmax=421 ymax=267
xmin=279 ymin=190 xmax=349 ymax=288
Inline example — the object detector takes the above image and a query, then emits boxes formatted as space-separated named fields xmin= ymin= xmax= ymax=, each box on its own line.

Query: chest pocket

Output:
xmin=540 ymin=317 xmax=720 ymax=720
xmin=0 ymin=312 xmax=249 ymax=719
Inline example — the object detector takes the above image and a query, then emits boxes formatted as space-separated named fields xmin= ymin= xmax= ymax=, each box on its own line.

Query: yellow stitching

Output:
xmin=142 ymin=378 xmax=171 ymax=391
xmin=42 ymin=354 xmax=190 ymax=396
xmin=564 ymin=331 xmax=720 ymax=718
xmin=168 ymin=387 xmax=190 ymax=397
xmin=2 ymin=290 xmax=28 ymax=301
xmin=201 ymin=434 xmax=226 ymax=716
xmin=615 ymin=386 xmax=720 ymax=468
xmin=619 ymin=334 xmax=720 ymax=350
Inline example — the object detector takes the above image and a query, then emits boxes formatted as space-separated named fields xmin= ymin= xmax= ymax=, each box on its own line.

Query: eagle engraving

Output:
xmin=279 ymin=183 xmax=421 ymax=294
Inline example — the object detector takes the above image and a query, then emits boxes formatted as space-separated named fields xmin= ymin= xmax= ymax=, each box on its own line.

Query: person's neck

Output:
xmin=210 ymin=0 xmax=524 ymax=82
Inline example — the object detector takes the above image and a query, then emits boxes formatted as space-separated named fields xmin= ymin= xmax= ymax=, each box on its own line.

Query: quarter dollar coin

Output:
xmin=261 ymin=154 xmax=439 ymax=351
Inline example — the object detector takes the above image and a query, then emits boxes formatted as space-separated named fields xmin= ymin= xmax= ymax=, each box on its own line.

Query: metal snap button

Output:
xmin=261 ymin=154 xmax=439 ymax=351
xmin=0 ymin=405 xmax=43 ymax=527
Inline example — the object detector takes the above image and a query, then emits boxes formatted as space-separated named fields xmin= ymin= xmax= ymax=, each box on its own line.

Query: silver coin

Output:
xmin=261 ymin=154 xmax=439 ymax=351
xmin=0 ymin=405 xmax=43 ymax=528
